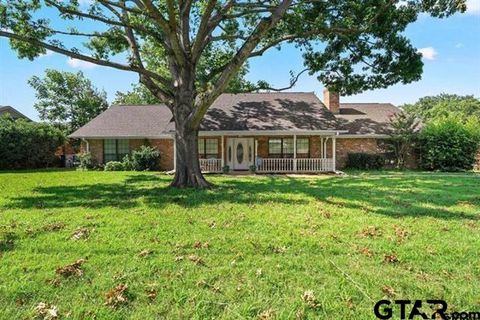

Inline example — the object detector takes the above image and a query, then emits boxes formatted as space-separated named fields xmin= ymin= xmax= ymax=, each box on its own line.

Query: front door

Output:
xmin=232 ymin=138 xmax=254 ymax=170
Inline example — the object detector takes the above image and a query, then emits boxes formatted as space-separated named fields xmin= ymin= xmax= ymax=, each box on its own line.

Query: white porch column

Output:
xmin=221 ymin=135 xmax=224 ymax=168
xmin=332 ymin=136 xmax=336 ymax=172
xmin=173 ymin=137 xmax=176 ymax=171
xmin=293 ymin=134 xmax=297 ymax=172
xmin=320 ymin=138 xmax=323 ymax=158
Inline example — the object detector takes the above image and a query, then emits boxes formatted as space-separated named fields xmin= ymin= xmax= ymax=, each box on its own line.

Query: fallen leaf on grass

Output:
xmin=383 ymin=254 xmax=399 ymax=264
xmin=394 ymin=225 xmax=409 ymax=241
xmin=302 ymin=290 xmax=321 ymax=310
xmin=56 ymin=259 xmax=86 ymax=278
xmin=15 ymin=297 xmax=25 ymax=306
xmin=270 ymin=245 xmax=287 ymax=254
xmin=43 ymin=223 xmax=66 ymax=232
xmin=138 ymin=249 xmax=153 ymax=257
xmin=382 ymin=286 xmax=396 ymax=297
xmin=146 ymin=289 xmax=157 ymax=302
xmin=105 ymin=284 xmax=129 ymax=308
xmin=258 ymin=309 xmax=275 ymax=319
xmin=33 ymin=302 xmax=58 ymax=319
xmin=188 ymin=255 xmax=205 ymax=266
xmin=346 ymin=297 xmax=354 ymax=309
xmin=70 ymin=228 xmax=89 ymax=241
xmin=359 ymin=226 xmax=382 ymax=238
xmin=193 ymin=241 xmax=209 ymax=249
xmin=359 ymin=247 xmax=374 ymax=257
xmin=465 ymin=221 xmax=477 ymax=229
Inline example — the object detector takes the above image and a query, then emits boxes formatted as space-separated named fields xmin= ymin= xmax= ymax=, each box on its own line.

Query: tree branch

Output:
xmin=0 ymin=30 xmax=169 ymax=86
xmin=247 ymin=68 xmax=309 ymax=92
xmin=191 ymin=0 xmax=218 ymax=61
xmin=191 ymin=0 xmax=294 ymax=127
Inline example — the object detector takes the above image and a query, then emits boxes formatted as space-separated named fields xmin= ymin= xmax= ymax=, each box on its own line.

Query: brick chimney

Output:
xmin=323 ymin=88 xmax=340 ymax=114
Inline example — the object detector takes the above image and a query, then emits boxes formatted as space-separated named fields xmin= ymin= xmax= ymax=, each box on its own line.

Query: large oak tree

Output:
xmin=0 ymin=0 xmax=465 ymax=187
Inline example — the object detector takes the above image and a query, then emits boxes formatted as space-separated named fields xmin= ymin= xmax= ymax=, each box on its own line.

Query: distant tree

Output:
xmin=1 ymin=0 xmax=465 ymax=187
xmin=386 ymin=111 xmax=419 ymax=169
xmin=113 ymin=83 xmax=160 ymax=105
xmin=403 ymin=94 xmax=480 ymax=123
xmin=28 ymin=69 xmax=108 ymax=133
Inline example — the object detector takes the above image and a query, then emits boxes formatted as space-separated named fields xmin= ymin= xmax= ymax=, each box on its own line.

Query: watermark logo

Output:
xmin=373 ymin=299 xmax=480 ymax=320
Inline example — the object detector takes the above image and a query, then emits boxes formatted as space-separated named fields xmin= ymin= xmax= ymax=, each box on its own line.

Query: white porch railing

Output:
xmin=257 ymin=158 xmax=334 ymax=173
xmin=199 ymin=158 xmax=222 ymax=173
xmin=297 ymin=158 xmax=334 ymax=172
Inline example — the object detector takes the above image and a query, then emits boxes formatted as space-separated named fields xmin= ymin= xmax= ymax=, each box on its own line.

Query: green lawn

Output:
xmin=0 ymin=170 xmax=479 ymax=319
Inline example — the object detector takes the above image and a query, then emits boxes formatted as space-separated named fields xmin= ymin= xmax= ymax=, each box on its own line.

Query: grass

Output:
xmin=0 ymin=170 xmax=479 ymax=319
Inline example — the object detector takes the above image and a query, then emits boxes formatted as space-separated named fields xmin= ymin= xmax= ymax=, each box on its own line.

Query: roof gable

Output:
xmin=0 ymin=106 xmax=31 ymax=121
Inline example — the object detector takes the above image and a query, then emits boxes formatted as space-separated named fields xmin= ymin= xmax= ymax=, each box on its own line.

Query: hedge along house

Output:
xmin=69 ymin=90 xmax=399 ymax=173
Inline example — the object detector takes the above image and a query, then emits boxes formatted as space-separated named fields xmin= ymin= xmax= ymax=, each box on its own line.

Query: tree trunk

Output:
xmin=169 ymin=91 xmax=211 ymax=189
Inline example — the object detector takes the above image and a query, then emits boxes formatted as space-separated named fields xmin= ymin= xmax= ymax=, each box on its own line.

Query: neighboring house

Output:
xmin=0 ymin=106 xmax=31 ymax=121
xmin=70 ymin=90 xmax=399 ymax=173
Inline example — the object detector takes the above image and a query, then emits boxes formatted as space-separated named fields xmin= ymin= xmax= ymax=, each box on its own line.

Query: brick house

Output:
xmin=70 ymin=90 xmax=400 ymax=173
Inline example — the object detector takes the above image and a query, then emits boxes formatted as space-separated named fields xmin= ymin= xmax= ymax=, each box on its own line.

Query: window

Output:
xmin=104 ymin=139 xmax=130 ymax=162
xmin=268 ymin=138 xmax=309 ymax=158
xmin=296 ymin=138 xmax=310 ymax=158
xmin=198 ymin=138 xmax=218 ymax=159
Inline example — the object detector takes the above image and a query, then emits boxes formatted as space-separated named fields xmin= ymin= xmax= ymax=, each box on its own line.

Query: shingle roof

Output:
xmin=69 ymin=93 xmax=400 ymax=138
xmin=69 ymin=105 xmax=173 ymax=138
xmin=337 ymin=103 xmax=399 ymax=134
xmin=0 ymin=106 xmax=31 ymax=121
xmin=202 ymin=92 xmax=338 ymax=131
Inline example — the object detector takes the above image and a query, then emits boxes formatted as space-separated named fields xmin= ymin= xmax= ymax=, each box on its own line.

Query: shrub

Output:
xmin=418 ymin=117 xmax=480 ymax=171
xmin=78 ymin=152 xmax=97 ymax=170
xmin=121 ymin=154 xmax=134 ymax=171
xmin=222 ymin=165 xmax=230 ymax=173
xmin=104 ymin=161 xmax=125 ymax=171
xmin=130 ymin=145 xmax=160 ymax=171
xmin=346 ymin=153 xmax=385 ymax=170
xmin=0 ymin=116 xmax=65 ymax=169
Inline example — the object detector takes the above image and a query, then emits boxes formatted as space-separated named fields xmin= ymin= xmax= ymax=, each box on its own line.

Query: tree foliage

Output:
xmin=0 ymin=0 xmax=466 ymax=186
xmin=418 ymin=117 xmax=480 ymax=171
xmin=28 ymin=69 xmax=108 ymax=133
xmin=403 ymin=94 xmax=480 ymax=123
xmin=0 ymin=116 xmax=65 ymax=169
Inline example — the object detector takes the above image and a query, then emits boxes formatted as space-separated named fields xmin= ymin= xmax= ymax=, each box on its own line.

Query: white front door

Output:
xmin=232 ymin=138 xmax=254 ymax=170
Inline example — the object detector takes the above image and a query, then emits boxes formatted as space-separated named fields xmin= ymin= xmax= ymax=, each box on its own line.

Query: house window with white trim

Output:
xmin=198 ymin=138 xmax=218 ymax=159
xmin=268 ymin=138 xmax=309 ymax=158
xmin=104 ymin=139 xmax=129 ymax=162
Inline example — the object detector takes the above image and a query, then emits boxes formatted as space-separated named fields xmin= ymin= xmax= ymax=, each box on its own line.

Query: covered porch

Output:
xmin=183 ymin=131 xmax=341 ymax=174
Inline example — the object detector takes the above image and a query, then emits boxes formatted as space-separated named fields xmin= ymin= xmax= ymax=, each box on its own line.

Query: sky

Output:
xmin=0 ymin=2 xmax=479 ymax=121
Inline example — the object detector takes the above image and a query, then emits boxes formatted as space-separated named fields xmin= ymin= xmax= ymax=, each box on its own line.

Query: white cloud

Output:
xmin=66 ymin=57 xmax=98 ymax=69
xmin=417 ymin=47 xmax=438 ymax=60
xmin=466 ymin=0 xmax=480 ymax=15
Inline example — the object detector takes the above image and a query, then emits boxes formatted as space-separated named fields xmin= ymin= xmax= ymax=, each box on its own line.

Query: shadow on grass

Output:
xmin=4 ymin=173 xmax=480 ymax=221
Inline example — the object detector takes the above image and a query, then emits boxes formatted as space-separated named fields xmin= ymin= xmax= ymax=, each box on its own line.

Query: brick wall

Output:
xmin=335 ymin=138 xmax=380 ymax=169
xmin=149 ymin=139 xmax=174 ymax=171
xmin=82 ymin=138 xmax=174 ymax=171
xmin=83 ymin=139 xmax=104 ymax=164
